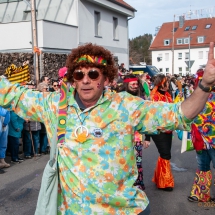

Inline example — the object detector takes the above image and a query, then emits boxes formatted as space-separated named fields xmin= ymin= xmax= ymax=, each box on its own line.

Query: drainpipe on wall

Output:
xmin=127 ymin=17 xmax=134 ymax=68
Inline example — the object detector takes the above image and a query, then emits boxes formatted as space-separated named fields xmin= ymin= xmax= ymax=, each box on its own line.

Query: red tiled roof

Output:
xmin=109 ymin=0 xmax=136 ymax=12
xmin=149 ymin=18 xmax=215 ymax=50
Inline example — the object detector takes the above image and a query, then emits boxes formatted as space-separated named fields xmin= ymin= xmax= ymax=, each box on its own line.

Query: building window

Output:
xmin=164 ymin=39 xmax=170 ymax=46
xmin=157 ymin=54 xmax=162 ymax=61
xmin=177 ymin=39 xmax=183 ymax=44
xmin=206 ymin=51 xmax=209 ymax=59
xmin=113 ymin=17 xmax=118 ymax=40
xmin=94 ymin=11 xmax=101 ymax=36
xmin=185 ymin=52 xmax=189 ymax=60
xmin=184 ymin=37 xmax=190 ymax=44
xmin=178 ymin=53 xmax=182 ymax=60
xmin=184 ymin=26 xmax=190 ymax=31
xmin=159 ymin=68 xmax=163 ymax=72
xmin=171 ymin=28 xmax=178 ymax=32
xmin=186 ymin=67 xmax=189 ymax=72
xmin=165 ymin=53 xmax=169 ymax=61
xmin=192 ymin=25 xmax=197 ymax=30
xmin=198 ymin=36 xmax=204 ymax=43
xmin=166 ymin=68 xmax=169 ymax=73
xmin=179 ymin=67 xmax=182 ymax=72
xmin=198 ymin=51 xmax=203 ymax=59
xmin=205 ymin=24 xmax=211 ymax=29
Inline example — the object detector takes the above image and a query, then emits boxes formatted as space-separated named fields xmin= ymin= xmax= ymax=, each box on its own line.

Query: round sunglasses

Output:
xmin=73 ymin=70 xmax=100 ymax=81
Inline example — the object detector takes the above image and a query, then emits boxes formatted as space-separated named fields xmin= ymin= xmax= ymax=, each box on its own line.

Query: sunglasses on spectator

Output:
xmin=73 ymin=70 xmax=100 ymax=81
xmin=53 ymin=84 xmax=59 ymax=87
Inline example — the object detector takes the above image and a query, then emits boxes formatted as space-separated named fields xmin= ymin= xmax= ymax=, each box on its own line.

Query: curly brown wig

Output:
xmin=66 ymin=43 xmax=118 ymax=83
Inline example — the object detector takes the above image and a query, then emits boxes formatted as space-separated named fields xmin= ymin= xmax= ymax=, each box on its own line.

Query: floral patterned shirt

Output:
xmin=0 ymin=77 xmax=192 ymax=215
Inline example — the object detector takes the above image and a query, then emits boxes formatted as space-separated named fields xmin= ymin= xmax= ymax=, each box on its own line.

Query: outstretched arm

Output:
xmin=181 ymin=42 xmax=215 ymax=119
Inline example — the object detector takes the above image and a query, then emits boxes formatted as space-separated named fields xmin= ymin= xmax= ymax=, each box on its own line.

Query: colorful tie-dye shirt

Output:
xmin=193 ymin=92 xmax=215 ymax=149
xmin=0 ymin=77 xmax=192 ymax=214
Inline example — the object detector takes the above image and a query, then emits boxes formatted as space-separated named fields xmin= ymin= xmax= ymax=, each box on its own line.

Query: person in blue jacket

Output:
xmin=0 ymin=106 xmax=10 ymax=169
xmin=8 ymin=111 xmax=24 ymax=163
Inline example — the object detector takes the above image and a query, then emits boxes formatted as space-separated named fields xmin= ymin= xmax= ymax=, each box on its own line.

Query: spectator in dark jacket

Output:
xmin=8 ymin=111 xmax=24 ymax=163
xmin=23 ymin=120 xmax=41 ymax=158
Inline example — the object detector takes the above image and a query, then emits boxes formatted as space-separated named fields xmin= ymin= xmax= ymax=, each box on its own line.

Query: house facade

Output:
xmin=149 ymin=17 xmax=215 ymax=75
xmin=0 ymin=0 xmax=136 ymax=71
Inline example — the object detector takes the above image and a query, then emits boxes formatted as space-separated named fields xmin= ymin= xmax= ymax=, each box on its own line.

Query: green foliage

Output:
xmin=129 ymin=34 xmax=152 ymax=65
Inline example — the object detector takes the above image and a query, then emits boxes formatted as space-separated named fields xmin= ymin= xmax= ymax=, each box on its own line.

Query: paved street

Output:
xmin=0 ymin=134 xmax=214 ymax=215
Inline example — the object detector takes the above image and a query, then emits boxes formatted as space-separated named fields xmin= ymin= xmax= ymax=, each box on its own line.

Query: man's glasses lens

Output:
xmin=88 ymin=70 xmax=99 ymax=79
xmin=73 ymin=71 xmax=84 ymax=80
xmin=73 ymin=70 xmax=99 ymax=80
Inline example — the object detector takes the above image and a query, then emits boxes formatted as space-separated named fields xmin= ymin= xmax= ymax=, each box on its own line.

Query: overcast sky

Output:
xmin=125 ymin=0 xmax=215 ymax=39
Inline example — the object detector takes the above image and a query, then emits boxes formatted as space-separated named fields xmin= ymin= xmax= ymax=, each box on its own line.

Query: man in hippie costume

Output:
xmin=0 ymin=43 xmax=215 ymax=215
xmin=188 ymin=69 xmax=215 ymax=203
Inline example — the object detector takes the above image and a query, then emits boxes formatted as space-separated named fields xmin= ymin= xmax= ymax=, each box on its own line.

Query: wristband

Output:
xmin=198 ymin=80 xmax=214 ymax=92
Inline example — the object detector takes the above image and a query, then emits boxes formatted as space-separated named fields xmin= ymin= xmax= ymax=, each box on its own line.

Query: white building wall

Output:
xmin=0 ymin=20 xmax=78 ymax=53
xmin=0 ymin=22 xmax=32 ymax=51
xmin=79 ymin=1 xmax=130 ymax=68
xmin=41 ymin=21 xmax=78 ymax=51
xmin=152 ymin=47 xmax=212 ymax=75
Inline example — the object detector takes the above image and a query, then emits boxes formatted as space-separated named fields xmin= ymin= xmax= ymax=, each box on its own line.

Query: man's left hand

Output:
xmin=202 ymin=42 xmax=215 ymax=87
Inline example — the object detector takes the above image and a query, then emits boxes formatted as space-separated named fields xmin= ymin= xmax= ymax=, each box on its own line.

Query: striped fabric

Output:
xmin=4 ymin=63 xmax=30 ymax=84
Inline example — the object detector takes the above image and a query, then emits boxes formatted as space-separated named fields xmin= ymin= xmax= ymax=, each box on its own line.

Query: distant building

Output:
xmin=149 ymin=17 xmax=215 ymax=75
xmin=0 ymin=0 xmax=136 ymax=71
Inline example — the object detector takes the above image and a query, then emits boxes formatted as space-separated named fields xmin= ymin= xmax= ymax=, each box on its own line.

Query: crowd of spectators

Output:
xmin=112 ymin=62 xmax=197 ymax=101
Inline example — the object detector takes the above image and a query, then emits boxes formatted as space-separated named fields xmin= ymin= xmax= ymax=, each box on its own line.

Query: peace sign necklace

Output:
xmin=74 ymin=108 xmax=89 ymax=143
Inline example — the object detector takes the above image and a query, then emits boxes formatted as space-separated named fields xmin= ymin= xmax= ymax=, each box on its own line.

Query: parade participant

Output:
xmin=169 ymin=77 xmax=178 ymax=100
xmin=0 ymin=43 xmax=215 ymax=214
xmin=145 ymin=74 xmax=175 ymax=191
xmin=140 ymin=73 xmax=150 ymax=98
xmin=119 ymin=74 xmax=146 ymax=191
xmin=188 ymin=69 xmax=215 ymax=203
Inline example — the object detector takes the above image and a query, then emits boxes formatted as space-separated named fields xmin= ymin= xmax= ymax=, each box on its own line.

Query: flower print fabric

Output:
xmin=0 ymin=77 xmax=192 ymax=214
